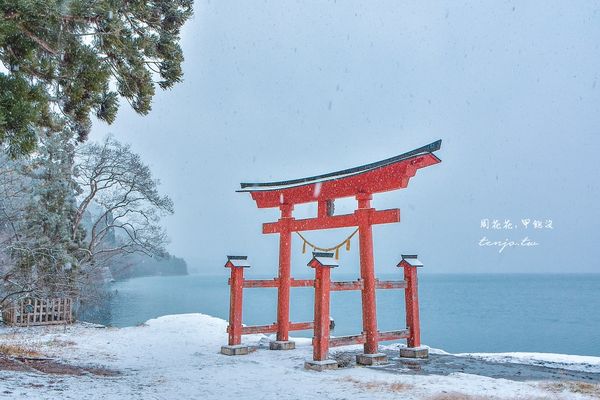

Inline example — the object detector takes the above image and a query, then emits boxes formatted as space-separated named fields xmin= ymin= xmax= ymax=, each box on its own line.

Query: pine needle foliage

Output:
xmin=0 ymin=0 xmax=194 ymax=156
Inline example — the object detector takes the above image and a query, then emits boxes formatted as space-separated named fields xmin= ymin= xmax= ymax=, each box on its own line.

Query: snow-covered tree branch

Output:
xmin=73 ymin=136 xmax=174 ymax=266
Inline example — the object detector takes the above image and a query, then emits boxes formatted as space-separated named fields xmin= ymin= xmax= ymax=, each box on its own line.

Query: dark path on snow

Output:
xmin=333 ymin=350 xmax=600 ymax=383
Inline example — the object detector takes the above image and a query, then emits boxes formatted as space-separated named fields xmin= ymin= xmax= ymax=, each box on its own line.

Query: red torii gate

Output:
xmin=221 ymin=140 xmax=441 ymax=367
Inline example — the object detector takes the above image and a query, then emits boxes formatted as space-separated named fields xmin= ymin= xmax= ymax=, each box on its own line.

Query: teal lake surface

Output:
xmin=103 ymin=273 xmax=600 ymax=356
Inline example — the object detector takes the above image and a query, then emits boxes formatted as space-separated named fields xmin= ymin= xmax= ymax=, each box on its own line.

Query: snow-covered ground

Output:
xmin=0 ymin=313 xmax=598 ymax=399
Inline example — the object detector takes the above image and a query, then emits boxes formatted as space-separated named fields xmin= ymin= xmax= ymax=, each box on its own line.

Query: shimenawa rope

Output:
xmin=296 ymin=228 xmax=359 ymax=259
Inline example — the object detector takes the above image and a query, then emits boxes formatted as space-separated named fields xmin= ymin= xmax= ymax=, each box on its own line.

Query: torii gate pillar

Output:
xmin=356 ymin=192 xmax=379 ymax=355
xmin=271 ymin=204 xmax=296 ymax=350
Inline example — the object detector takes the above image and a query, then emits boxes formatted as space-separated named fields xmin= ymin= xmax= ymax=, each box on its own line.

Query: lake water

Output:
xmin=101 ymin=273 xmax=600 ymax=356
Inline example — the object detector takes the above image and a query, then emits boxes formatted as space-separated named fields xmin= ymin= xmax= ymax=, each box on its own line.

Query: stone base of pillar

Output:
xmin=304 ymin=359 xmax=338 ymax=371
xmin=220 ymin=345 xmax=250 ymax=356
xmin=356 ymin=353 xmax=388 ymax=365
xmin=269 ymin=340 xmax=296 ymax=350
xmin=400 ymin=346 xmax=429 ymax=359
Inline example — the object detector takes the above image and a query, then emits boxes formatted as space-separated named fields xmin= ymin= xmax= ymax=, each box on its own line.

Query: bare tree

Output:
xmin=73 ymin=136 xmax=174 ymax=266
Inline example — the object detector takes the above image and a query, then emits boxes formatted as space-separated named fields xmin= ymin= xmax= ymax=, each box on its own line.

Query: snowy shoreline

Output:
xmin=0 ymin=313 xmax=599 ymax=399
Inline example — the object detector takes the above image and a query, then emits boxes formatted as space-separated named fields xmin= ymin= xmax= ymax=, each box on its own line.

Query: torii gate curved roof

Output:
xmin=239 ymin=139 xmax=442 ymax=208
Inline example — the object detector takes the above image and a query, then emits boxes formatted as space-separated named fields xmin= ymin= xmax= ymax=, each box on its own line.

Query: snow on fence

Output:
xmin=2 ymin=298 xmax=73 ymax=326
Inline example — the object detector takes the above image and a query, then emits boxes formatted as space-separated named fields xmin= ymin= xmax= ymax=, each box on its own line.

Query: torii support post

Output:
xmin=313 ymin=265 xmax=331 ymax=361
xmin=221 ymin=256 xmax=250 ymax=356
xmin=398 ymin=255 xmax=428 ymax=359
xmin=305 ymin=252 xmax=338 ymax=371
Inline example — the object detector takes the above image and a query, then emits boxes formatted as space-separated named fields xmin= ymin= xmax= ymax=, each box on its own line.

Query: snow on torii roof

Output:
xmin=308 ymin=252 xmax=339 ymax=268
xmin=225 ymin=255 xmax=251 ymax=268
xmin=398 ymin=254 xmax=424 ymax=268
xmin=238 ymin=140 xmax=442 ymax=208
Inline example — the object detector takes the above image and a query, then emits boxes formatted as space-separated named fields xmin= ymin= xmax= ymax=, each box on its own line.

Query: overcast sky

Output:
xmin=92 ymin=1 xmax=600 ymax=275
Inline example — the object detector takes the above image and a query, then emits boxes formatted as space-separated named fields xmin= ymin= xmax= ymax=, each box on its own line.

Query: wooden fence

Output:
xmin=2 ymin=298 xmax=73 ymax=326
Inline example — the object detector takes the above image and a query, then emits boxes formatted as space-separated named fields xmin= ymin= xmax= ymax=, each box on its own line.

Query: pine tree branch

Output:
xmin=16 ymin=23 xmax=58 ymax=55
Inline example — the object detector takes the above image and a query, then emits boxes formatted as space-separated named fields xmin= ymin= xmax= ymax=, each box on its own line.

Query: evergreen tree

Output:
xmin=0 ymin=0 xmax=194 ymax=156
xmin=15 ymin=128 xmax=87 ymax=297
